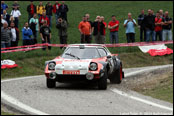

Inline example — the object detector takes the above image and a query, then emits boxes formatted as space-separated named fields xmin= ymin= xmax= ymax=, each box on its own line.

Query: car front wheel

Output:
xmin=110 ymin=65 xmax=123 ymax=84
xmin=47 ymin=78 xmax=56 ymax=88
xmin=98 ymin=69 xmax=107 ymax=90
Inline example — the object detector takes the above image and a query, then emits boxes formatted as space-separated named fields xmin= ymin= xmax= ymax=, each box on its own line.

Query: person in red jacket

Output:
xmin=155 ymin=11 xmax=163 ymax=41
xmin=53 ymin=1 xmax=61 ymax=24
xmin=39 ymin=12 xmax=50 ymax=27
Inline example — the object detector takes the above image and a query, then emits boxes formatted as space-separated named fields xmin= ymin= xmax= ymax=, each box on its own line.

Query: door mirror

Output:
xmin=107 ymin=55 xmax=111 ymax=59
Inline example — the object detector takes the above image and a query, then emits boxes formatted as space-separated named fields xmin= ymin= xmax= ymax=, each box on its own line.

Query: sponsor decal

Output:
xmin=63 ymin=70 xmax=80 ymax=75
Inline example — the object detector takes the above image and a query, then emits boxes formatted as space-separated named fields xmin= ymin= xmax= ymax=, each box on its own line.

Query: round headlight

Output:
xmin=48 ymin=62 xmax=56 ymax=70
xmin=89 ymin=62 xmax=98 ymax=71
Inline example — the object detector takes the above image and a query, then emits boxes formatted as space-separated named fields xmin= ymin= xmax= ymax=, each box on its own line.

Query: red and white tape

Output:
xmin=1 ymin=40 xmax=173 ymax=53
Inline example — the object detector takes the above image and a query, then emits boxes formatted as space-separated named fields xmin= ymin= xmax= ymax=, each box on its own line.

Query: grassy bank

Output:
xmin=133 ymin=71 xmax=173 ymax=103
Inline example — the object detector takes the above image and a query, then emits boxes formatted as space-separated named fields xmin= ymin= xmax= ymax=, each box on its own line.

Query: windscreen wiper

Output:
xmin=65 ymin=53 xmax=80 ymax=60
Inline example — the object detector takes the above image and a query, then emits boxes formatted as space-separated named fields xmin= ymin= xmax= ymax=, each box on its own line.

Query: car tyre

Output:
xmin=110 ymin=65 xmax=123 ymax=84
xmin=47 ymin=78 xmax=56 ymax=88
xmin=98 ymin=69 xmax=107 ymax=90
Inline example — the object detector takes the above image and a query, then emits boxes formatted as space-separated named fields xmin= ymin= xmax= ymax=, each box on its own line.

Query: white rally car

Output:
xmin=45 ymin=44 xmax=124 ymax=90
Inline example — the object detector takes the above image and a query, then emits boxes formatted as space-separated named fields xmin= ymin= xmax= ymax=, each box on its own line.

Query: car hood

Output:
xmin=55 ymin=59 xmax=92 ymax=75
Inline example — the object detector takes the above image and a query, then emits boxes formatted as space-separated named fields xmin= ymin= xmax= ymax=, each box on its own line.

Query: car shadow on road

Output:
xmin=54 ymin=82 xmax=103 ymax=91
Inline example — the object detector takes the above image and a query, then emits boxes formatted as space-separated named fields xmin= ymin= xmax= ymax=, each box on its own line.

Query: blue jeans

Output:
xmin=1 ymin=42 xmax=11 ymax=50
xmin=155 ymin=31 xmax=162 ymax=41
xmin=110 ymin=31 xmax=119 ymax=43
xmin=162 ymin=29 xmax=173 ymax=41
xmin=146 ymin=29 xmax=156 ymax=42
xmin=47 ymin=15 xmax=52 ymax=27
xmin=126 ymin=33 xmax=135 ymax=43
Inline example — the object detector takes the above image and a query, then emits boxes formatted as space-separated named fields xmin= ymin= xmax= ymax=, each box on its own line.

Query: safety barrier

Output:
xmin=1 ymin=40 xmax=173 ymax=53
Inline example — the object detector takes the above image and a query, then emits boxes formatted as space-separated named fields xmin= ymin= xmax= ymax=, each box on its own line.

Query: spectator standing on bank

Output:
xmin=53 ymin=1 xmax=61 ymax=24
xmin=12 ymin=1 xmax=20 ymax=10
xmin=36 ymin=1 xmax=45 ymax=19
xmin=39 ymin=12 xmax=50 ymax=27
xmin=22 ymin=22 xmax=33 ymax=46
xmin=40 ymin=21 xmax=52 ymax=50
xmin=144 ymin=9 xmax=156 ymax=42
xmin=56 ymin=17 xmax=68 ymax=49
xmin=93 ymin=16 xmax=105 ymax=44
xmin=78 ymin=16 xmax=91 ymax=43
xmin=9 ymin=22 xmax=19 ymax=47
xmin=155 ymin=11 xmax=163 ymax=41
xmin=59 ymin=1 xmax=68 ymax=22
xmin=159 ymin=9 xmax=165 ymax=18
xmin=45 ymin=2 xmax=53 ymax=27
xmin=1 ymin=14 xmax=7 ymax=27
xmin=1 ymin=1 xmax=8 ymax=14
xmin=9 ymin=16 xmax=15 ymax=26
xmin=162 ymin=11 xmax=173 ymax=41
xmin=2 ymin=10 xmax=10 ymax=25
xmin=10 ymin=6 xmax=21 ymax=28
xmin=85 ymin=14 xmax=93 ymax=27
xmin=29 ymin=13 xmax=39 ymax=44
xmin=101 ymin=16 xmax=107 ymax=44
xmin=138 ymin=9 xmax=146 ymax=41
xmin=108 ymin=15 xmax=119 ymax=43
xmin=124 ymin=13 xmax=137 ymax=43
xmin=85 ymin=13 xmax=93 ymax=42
xmin=1 ymin=22 xmax=12 ymax=48
xmin=27 ymin=1 xmax=36 ymax=22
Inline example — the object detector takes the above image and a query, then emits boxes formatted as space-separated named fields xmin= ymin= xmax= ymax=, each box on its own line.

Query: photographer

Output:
xmin=22 ymin=22 xmax=33 ymax=46
xmin=92 ymin=16 xmax=105 ymax=44
xmin=56 ymin=17 xmax=68 ymax=49
xmin=124 ymin=13 xmax=137 ymax=43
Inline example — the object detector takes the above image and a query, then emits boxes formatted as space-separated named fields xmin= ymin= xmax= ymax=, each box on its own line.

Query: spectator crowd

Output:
xmin=1 ymin=1 xmax=173 ymax=50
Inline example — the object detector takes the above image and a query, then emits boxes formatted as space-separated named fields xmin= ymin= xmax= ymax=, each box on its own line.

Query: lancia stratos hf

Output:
xmin=45 ymin=44 xmax=124 ymax=90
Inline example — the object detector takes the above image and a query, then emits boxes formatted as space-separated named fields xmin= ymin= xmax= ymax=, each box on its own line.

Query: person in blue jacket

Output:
xmin=22 ymin=22 xmax=33 ymax=46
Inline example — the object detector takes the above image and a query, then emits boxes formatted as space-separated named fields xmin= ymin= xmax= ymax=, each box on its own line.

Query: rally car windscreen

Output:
xmin=62 ymin=47 xmax=100 ymax=59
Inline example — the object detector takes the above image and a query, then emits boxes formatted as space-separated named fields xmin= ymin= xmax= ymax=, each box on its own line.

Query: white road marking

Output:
xmin=124 ymin=64 xmax=173 ymax=77
xmin=1 ymin=91 xmax=49 ymax=115
xmin=1 ymin=75 xmax=44 ymax=83
xmin=110 ymin=88 xmax=173 ymax=111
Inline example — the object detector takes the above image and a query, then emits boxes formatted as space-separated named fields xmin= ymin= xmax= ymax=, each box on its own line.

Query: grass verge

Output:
xmin=132 ymin=71 xmax=173 ymax=103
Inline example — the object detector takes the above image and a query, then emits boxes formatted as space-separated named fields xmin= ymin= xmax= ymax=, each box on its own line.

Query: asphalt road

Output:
xmin=1 ymin=65 xmax=173 ymax=115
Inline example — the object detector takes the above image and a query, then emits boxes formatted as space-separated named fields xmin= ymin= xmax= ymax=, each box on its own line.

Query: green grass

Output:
xmin=135 ymin=71 xmax=173 ymax=103
xmin=1 ymin=110 xmax=15 ymax=115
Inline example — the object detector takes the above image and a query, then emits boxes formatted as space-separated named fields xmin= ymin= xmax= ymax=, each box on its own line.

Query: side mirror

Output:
xmin=107 ymin=55 xmax=111 ymax=59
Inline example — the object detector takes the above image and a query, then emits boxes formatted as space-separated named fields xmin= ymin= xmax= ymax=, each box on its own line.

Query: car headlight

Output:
xmin=48 ymin=62 xmax=56 ymax=70
xmin=89 ymin=62 xmax=98 ymax=71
